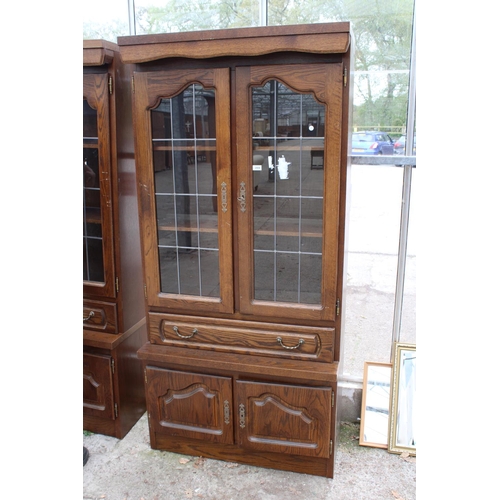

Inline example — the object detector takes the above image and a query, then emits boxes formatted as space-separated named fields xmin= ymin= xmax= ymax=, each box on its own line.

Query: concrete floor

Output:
xmin=83 ymin=413 xmax=416 ymax=500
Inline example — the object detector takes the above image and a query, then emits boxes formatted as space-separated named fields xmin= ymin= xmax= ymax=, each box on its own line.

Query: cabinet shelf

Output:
xmin=157 ymin=216 xmax=322 ymax=238
xmin=153 ymin=144 xmax=216 ymax=152
xmin=84 ymin=207 xmax=102 ymax=224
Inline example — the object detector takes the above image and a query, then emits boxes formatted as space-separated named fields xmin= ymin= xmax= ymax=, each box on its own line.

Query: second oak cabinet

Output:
xmin=118 ymin=22 xmax=352 ymax=477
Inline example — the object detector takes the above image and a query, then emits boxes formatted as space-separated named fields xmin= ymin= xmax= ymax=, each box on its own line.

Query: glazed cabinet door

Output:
xmin=133 ymin=69 xmax=233 ymax=314
xmin=83 ymin=73 xmax=116 ymax=299
xmin=145 ymin=367 xmax=234 ymax=444
xmin=235 ymin=64 xmax=344 ymax=322
xmin=83 ymin=353 xmax=115 ymax=420
xmin=236 ymin=380 xmax=332 ymax=458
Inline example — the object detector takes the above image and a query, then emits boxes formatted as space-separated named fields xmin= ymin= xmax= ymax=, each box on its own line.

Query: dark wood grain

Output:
xmin=83 ymin=41 xmax=148 ymax=439
xmin=122 ymin=23 xmax=350 ymax=476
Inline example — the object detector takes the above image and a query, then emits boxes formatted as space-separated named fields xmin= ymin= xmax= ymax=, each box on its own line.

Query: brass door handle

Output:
xmin=236 ymin=181 xmax=246 ymax=212
xmin=221 ymin=181 xmax=228 ymax=213
xmin=276 ymin=337 xmax=304 ymax=350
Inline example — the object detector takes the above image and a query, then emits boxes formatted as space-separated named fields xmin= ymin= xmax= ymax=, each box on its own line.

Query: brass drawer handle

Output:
xmin=173 ymin=326 xmax=198 ymax=339
xmin=83 ymin=311 xmax=95 ymax=322
xmin=276 ymin=336 xmax=304 ymax=350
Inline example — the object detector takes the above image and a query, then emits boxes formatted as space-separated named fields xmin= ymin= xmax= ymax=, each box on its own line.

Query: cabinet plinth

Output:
xmin=119 ymin=22 xmax=351 ymax=476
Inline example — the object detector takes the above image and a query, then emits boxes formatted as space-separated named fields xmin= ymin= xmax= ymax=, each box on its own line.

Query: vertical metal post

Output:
xmin=391 ymin=2 xmax=416 ymax=357
xmin=259 ymin=0 xmax=268 ymax=26
xmin=128 ymin=0 xmax=136 ymax=36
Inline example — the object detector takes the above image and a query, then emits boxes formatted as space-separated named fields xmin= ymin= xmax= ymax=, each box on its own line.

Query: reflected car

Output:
xmin=394 ymin=135 xmax=416 ymax=155
xmin=351 ymin=131 xmax=394 ymax=155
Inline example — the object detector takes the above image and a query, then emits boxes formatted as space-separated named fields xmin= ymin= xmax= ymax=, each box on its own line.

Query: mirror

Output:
xmin=359 ymin=362 xmax=392 ymax=448
xmin=388 ymin=343 xmax=416 ymax=455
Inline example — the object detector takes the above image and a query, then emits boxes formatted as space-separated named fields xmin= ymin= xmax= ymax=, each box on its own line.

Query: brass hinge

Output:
xmin=336 ymin=299 xmax=340 ymax=316
xmin=111 ymin=358 xmax=115 ymax=374
xmin=330 ymin=439 xmax=333 ymax=456
xmin=332 ymin=390 xmax=335 ymax=407
xmin=108 ymin=75 xmax=113 ymax=95
xmin=144 ymin=368 xmax=148 ymax=384
xmin=115 ymin=277 xmax=119 ymax=293
xmin=114 ymin=403 xmax=118 ymax=418
xmin=343 ymin=66 xmax=347 ymax=87
xmin=144 ymin=284 xmax=147 ymax=299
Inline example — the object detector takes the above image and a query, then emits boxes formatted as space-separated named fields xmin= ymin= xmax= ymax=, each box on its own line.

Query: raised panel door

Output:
xmin=133 ymin=68 xmax=233 ymax=314
xmin=83 ymin=353 xmax=115 ymax=420
xmin=145 ymin=367 xmax=234 ymax=444
xmin=236 ymin=379 xmax=332 ymax=458
xmin=235 ymin=64 xmax=344 ymax=322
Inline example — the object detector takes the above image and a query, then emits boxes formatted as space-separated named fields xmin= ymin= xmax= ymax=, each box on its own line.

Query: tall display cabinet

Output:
xmin=83 ymin=40 xmax=147 ymax=438
xmin=118 ymin=23 xmax=352 ymax=477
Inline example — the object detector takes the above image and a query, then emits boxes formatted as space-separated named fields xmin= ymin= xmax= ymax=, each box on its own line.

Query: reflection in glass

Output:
xmin=359 ymin=362 xmax=392 ymax=448
xmin=252 ymin=80 xmax=324 ymax=305
xmin=83 ymin=99 xmax=104 ymax=283
xmin=152 ymin=84 xmax=220 ymax=297
xmin=343 ymin=165 xmax=403 ymax=377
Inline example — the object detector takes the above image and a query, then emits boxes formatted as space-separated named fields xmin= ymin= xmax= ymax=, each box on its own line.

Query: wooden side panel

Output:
xmin=236 ymin=380 xmax=331 ymax=458
xmin=145 ymin=367 xmax=234 ymax=444
xmin=83 ymin=353 xmax=115 ymax=420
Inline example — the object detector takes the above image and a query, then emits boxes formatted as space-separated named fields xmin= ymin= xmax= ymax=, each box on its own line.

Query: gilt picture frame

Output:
xmin=388 ymin=343 xmax=416 ymax=455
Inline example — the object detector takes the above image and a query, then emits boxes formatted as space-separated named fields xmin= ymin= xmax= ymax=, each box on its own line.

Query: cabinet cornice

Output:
xmin=118 ymin=23 xmax=350 ymax=64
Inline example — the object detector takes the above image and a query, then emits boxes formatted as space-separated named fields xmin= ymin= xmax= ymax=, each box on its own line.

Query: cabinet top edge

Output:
xmin=83 ymin=39 xmax=119 ymax=66
xmin=118 ymin=22 xmax=350 ymax=46
xmin=117 ymin=22 xmax=351 ymax=63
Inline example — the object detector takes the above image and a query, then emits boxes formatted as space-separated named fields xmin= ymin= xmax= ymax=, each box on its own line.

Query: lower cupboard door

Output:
xmin=236 ymin=380 xmax=332 ymax=458
xmin=145 ymin=367 xmax=234 ymax=444
xmin=83 ymin=353 xmax=115 ymax=420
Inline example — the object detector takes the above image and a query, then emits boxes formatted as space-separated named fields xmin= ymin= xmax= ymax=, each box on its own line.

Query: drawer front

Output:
xmin=148 ymin=313 xmax=334 ymax=362
xmin=83 ymin=300 xmax=118 ymax=333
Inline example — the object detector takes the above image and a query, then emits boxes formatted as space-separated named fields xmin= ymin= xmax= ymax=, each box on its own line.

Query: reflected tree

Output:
xmin=83 ymin=0 xmax=415 ymax=130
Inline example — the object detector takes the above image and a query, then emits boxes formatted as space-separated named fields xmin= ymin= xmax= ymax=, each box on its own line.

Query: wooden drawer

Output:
xmin=83 ymin=300 xmax=118 ymax=333
xmin=148 ymin=313 xmax=334 ymax=362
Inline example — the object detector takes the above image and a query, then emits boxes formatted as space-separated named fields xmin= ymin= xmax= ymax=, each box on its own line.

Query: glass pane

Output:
xmin=83 ymin=0 xmax=130 ymax=41
xmin=343 ymin=165 xmax=404 ymax=377
xmin=152 ymin=84 xmax=220 ymax=297
xmin=134 ymin=0 xmax=261 ymax=35
xmin=268 ymin=0 xmax=414 ymax=135
xmin=83 ymin=99 xmax=104 ymax=283
xmin=252 ymin=80 xmax=324 ymax=305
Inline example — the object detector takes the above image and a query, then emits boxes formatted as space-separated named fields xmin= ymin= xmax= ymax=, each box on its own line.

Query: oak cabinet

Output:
xmin=118 ymin=22 xmax=352 ymax=476
xmin=83 ymin=40 xmax=148 ymax=438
